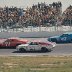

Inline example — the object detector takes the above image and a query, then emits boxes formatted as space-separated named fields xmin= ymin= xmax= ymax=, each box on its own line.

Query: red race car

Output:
xmin=0 ymin=37 xmax=28 ymax=48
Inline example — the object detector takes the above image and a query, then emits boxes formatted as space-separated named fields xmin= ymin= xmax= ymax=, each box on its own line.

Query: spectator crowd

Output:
xmin=62 ymin=5 xmax=72 ymax=26
xmin=0 ymin=1 xmax=71 ymax=28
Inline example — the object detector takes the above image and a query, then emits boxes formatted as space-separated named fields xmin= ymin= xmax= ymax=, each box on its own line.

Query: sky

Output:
xmin=0 ymin=0 xmax=72 ymax=12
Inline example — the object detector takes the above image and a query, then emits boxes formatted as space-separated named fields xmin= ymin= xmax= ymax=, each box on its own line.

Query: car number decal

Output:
xmin=61 ymin=37 xmax=67 ymax=41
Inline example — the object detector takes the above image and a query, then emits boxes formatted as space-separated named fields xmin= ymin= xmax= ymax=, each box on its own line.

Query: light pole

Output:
xmin=70 ymin=18 xmax=72 ymax=29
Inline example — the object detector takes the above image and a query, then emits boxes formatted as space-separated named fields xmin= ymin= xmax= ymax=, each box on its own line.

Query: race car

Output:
xmin=48 ymin=32 xmax=72 ymax=43
xmin=0 ymin=37 xmax=28 ymax=48
xmin=16 ymin=41 xmax=56 ymax=52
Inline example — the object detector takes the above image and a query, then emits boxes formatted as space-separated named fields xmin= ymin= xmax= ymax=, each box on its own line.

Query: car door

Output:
xmin=33 ymin=42 xmax=40 ymax=51
xmin=60 ymin=34 xmax=68 ymax=42
xmin=28 ymin=42 xmax=39 ymax=51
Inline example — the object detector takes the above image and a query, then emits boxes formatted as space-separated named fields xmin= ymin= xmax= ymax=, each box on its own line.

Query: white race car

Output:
xmin=16 ymin=41 xmax=56 ymax=52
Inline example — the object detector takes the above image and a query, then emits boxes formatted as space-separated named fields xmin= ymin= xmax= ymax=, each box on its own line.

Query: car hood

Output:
xmin=49 ymin=36 xmax=59 ymax=38
xmin=18 ymin=44 xmax=29 ymax=47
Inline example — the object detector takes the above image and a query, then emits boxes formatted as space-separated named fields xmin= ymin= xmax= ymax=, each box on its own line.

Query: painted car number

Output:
xmin=61 ymin=37 xmax=67 ymax=41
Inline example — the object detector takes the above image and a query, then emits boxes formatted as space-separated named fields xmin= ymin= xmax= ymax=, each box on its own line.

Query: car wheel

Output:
xmin=41 ymin=47 xmax=48 ymax=52
xmin=19 ymin=48 xmax=26 ymax=52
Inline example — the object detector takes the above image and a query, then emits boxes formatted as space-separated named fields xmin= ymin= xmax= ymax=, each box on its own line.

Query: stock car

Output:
xmin=48 ymin=32 xmax=72 ymax=43
xmin=0 ymin=37 xmax=28 ymax=48
xmin=16 ymin=41 xmax=56 ymax=52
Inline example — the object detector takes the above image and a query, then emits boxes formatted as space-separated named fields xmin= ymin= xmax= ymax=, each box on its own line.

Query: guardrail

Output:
xmin=0 ymin=26 xmax=72 ymax=32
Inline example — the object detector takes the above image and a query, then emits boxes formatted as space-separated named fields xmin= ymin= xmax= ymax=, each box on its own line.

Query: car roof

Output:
xmin=30 ymin=40 xmax=51 ymax=43
xmin=8 ymin=37 xmax=19 ymax=39
xmin=63 ymin=32 xmax=72 ymax=35
xmin=8 ymin=37 xmax=28 ymax=42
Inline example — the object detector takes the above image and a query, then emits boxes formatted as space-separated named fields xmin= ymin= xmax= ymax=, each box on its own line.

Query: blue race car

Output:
xmin=48 ymin=32 xmax=72 ymax=43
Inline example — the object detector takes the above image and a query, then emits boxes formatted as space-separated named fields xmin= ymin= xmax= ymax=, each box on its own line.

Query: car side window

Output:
xmin=29 ymin=42 xmax=33 ymax=45
xmin=34 ymin=42 xmax=39 ymax=45
xmin=29 ymin=42 xmax=38 ymax=45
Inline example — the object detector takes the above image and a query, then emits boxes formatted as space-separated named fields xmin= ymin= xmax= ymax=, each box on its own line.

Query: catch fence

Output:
xmin=0 ymin=26 xmax=72 ymax=32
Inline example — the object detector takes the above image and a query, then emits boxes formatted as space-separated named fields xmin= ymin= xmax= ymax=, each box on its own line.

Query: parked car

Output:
xmin=16 ymin=41 xmax=56 ymax=52
xmin=0 ymin=37 xmax=28 ymax=48
xmin=48 ymin=32 xmax=72 ymax=43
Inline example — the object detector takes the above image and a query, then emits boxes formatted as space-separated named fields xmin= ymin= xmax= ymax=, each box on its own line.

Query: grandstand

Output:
xmin=0 ymin=1 xmax=72 ymax=31
xmin=62 ymin=5 xmax=72 ymax=26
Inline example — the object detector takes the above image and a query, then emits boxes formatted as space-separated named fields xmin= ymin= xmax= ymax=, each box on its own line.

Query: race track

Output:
xmin=0 ymin=38 xmax=72 ymax=56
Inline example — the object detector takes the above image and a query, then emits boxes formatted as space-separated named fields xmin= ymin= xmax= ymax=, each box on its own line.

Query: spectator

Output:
xmin=0 ymin=1 xmax=63 ymax=28
xmin=62 ymin=5 xmax=72 ymax=26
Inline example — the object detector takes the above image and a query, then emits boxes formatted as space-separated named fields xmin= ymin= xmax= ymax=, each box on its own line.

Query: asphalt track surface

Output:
xmin=0 ymin=38 xmax=72 ymax=56
xmin=0 ymin=31 xmax=72 ymax=38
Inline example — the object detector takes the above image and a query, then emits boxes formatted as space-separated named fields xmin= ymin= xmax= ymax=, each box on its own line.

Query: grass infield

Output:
xmin=0 ymin=56 xmax=72 ymax=72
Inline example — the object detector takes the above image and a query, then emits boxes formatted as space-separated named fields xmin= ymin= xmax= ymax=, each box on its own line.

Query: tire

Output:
xmin=41 ymin=47 xmax=48 ymax=52
xmin=19 ymin=48 xmax=26 ymax=52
